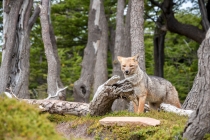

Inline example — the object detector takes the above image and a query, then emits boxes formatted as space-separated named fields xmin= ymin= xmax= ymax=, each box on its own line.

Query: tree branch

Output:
xmin=149 ymin=0 xmax=206 ymax=43
xmin=29 ymin=5 xmax=40 ymax=30
xmin=198 ymin=0 xmax=210 ymax=31
xmin=45 ymin=86 xmax=68 ymax=100
xmin=149 ymin=0 xmax=161 ymax=8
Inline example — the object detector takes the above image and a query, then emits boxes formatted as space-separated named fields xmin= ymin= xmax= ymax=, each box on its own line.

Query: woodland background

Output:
xmin=0 ymin=0 xmax=200 ymax=102
xmin=1 ymin=0 xmax=210 ymax=139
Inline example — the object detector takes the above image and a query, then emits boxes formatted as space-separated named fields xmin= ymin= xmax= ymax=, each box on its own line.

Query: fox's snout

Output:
xmin=125 ymin=70 xmax=129 ymax=74
xmin=124 ymin=69 xmax=131 ymax=75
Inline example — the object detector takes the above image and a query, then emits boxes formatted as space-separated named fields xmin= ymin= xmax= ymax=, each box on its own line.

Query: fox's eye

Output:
xmin=130 ymin=65 xmax=134 ymax=67
xmin=122 ymin=65 xmax=126 ymax=67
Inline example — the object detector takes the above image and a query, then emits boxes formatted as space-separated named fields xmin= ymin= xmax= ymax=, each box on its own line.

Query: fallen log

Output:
xmin=4 ymin=75 xmax=194 ymax=117
xmin=4 ymin=76 xmax=136 ymax=116
xmin=23 ymin=99 xmax=90 ymax=116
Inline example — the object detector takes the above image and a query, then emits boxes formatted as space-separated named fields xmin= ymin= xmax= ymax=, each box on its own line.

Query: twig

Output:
xmin=45 ymin=86 xmax=68 ymax=100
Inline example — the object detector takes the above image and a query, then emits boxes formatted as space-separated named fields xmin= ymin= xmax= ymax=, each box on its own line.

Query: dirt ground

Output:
xmin=56 ymin=122 xmax=94 ymax=140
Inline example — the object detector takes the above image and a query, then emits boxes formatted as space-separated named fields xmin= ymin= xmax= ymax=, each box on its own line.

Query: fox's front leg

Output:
xmin=137 ymin=94 xmax=147 ymax=114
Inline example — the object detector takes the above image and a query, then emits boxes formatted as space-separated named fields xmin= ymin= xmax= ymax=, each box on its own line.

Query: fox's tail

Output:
xmin=165 ymin=85 xmax=181 ymax=108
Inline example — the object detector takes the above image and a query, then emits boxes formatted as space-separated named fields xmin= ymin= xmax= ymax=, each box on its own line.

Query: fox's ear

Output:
xmin=133 ymin=54 xmax=140 ymax=62
xmin=117 ymin=56 xmax=123 ymax=63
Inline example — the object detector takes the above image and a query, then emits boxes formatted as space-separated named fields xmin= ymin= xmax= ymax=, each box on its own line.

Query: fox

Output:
xmin=117 ymin=54 xmax=181 ymax=114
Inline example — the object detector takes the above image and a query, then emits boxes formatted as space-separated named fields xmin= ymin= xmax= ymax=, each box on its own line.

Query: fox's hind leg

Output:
xmin=149 ymin=102 xmax=161 ymax=110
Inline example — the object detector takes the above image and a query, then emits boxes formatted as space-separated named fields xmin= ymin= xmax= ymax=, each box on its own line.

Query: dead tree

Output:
xmin=93 ymin=0 xmax=108 ymax=94
xmin=111 ymin=0 xmax=131 ymax=111
xmin=39 ymin=0 xmax=66 ymax=100
xmin=183 ymin=29 xmax=210 ymax=140
xmin=153 ymin=14 xmax=166 ymax=78
xmin=73 ymin=0 xmax=104 ymax=103
xmin=130 ymin=0 xmax=145 ymax=71
xmin=0 ymin=0 xmax=40 ymax=98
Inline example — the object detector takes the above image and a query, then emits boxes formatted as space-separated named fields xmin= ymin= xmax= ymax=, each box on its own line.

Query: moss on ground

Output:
xmin=2 ymin=96 xmax=210 ymax=140
xmin=48 ymin=110 xmax=188 ymax=140
xmin=0 ymin=97 xmax=65 ymax=140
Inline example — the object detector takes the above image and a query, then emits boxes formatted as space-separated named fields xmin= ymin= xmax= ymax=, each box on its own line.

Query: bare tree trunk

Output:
xmin=93 ymin=0 xmax=108 ymax=94
xmin=153 ymin=15 xmax=166 ymax=78
xmin=108 ymin=26 xmax=115 ymax=62
xmin=183 ymin=29 xmax=210 ymax=140
xmin=179 ymin=0 xmax=210 ymax=110
xmin=40 ymin=0 xmax=65 ymax=99
xmin=124 ymin=0 xmax=133 ymax=112
xmin=112 ymin=0 xmax=125 ymax=79
xmin=182 ymin=74 xmax=200 ymax=110
xmin=130 ymin=0 xmax=145 ymax=71
xmin=0 ymin=0 xmax=39 ymax=98
xmin=48 ymin=7 xmax=66 ymax=100
xmin=111 ymin=0 xmax=131 ymax=111
xmin=124 ymin=0 xmax=131 ymax=57
xmin=73 ymin=0 xmax=102 ymax=102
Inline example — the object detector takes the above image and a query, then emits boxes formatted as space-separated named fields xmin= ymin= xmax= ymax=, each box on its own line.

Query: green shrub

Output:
xmin=0 ymin=97 xmax=65 ymax=140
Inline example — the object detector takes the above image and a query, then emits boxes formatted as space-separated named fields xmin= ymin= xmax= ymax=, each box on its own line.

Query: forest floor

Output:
xmin=56 ymin=122 xmax=94 ymax=140
xmin=49 ymin=111 xmax=188 ymax=140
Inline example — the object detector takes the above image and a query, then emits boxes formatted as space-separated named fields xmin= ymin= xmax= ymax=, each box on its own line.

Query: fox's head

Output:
xmin=117 ymin=54 xmax=139 ymax=76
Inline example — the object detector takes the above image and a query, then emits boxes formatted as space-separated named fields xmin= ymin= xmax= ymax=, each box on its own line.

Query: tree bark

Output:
xmin=111 ymin=0 xmax=128 ymax=111
xmin=48 ymin=4 xmax=66 ymax=100
xmin=112 ymin=0 xmax=126 ymax=79
xmin=130 ymin=0 xmax=145 ymax=71
xmin=183 ymin=29 xmax=210 ymax=140
xmin=24 ymin=99 xmax=90 ymax=116
xmin=73 ymin=0 xmax=102 ymax=103
xmin=124 ymin=0 xmax=131 ymax=57
xmin=0 ymin=0 xmax=39 ymax=98
xmin=40 ymin=0 xmax=65 ymax=99
xmin=93 ymin=0 xmax=108 ymax=94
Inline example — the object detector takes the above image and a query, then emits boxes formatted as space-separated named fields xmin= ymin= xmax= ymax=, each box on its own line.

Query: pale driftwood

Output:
xmin=160 ymin=103 xmax=194 ymax=117
xmin=4 ymin=75 xmax=193 ymax=117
